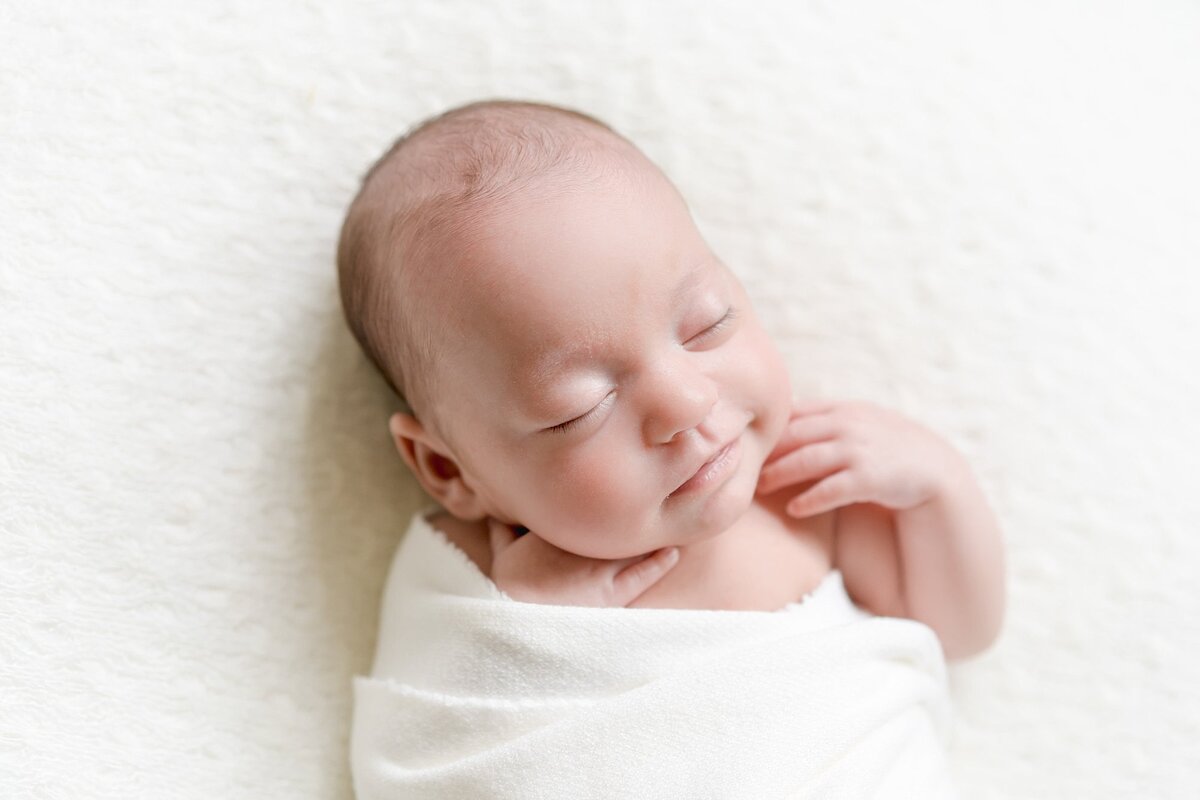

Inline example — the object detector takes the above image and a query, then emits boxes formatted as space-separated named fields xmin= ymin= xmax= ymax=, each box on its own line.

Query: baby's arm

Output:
xmin=896 ymin=463 xmax=1005 ymax=658
xmin=834 ymin=466 xmax=1005 ymax=660
xmin=757 ymin=399 xmax=1005 ymax=660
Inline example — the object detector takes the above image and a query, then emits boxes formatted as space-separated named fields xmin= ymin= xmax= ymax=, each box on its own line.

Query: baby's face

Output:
xmin=426 ymin=163 xmax=793 ymax=558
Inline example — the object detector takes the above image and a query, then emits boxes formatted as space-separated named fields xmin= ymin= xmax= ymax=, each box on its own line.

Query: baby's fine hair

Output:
xmin=336 ymin=98 xmax=639 ymax=427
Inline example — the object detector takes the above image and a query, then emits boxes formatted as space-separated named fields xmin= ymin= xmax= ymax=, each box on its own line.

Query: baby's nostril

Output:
xmin=513 ymin=525 xmax=530 ymax=536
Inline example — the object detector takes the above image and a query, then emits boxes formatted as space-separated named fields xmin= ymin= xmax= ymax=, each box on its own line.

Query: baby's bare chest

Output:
xmin=628 ymin=507 xmax=836 ymax=612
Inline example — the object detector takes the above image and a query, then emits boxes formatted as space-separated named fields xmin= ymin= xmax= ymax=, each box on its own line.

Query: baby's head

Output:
xmin=338 ymin=99 xmax=793 ymax=558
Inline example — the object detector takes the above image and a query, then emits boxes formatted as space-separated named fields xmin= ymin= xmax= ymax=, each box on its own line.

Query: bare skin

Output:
xmin=385 ymin=135 xmax=1005 ymax=659
xmin=430 ymin=484 xmax=835 ymax=612
xmin=423 ymin=391 xmax=1006 ymax=660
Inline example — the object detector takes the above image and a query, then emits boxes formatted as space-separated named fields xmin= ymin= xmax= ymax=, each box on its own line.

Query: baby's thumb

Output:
xmin=611 ymin=547 xmax=680 ymax=607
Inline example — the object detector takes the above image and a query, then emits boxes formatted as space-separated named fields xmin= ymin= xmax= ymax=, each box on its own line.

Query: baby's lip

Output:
xmin=669 ymin=434 xmax=742 ymax=497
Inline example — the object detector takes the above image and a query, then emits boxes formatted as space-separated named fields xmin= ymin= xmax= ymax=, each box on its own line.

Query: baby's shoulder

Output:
xmin=427 ymin=511 xmax=493 ymax=578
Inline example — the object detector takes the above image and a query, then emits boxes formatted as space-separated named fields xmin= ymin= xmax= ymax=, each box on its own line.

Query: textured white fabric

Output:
xmin=350 ymin=511 xmax=955 ymax=799
xmin=4 ymin=2 xmax=1200 ymax=798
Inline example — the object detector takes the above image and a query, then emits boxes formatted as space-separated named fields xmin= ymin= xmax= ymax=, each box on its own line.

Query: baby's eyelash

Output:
xmin=693 ymin=306 xmax=737 ymax=342
xmin=548 ymin=413 xmax=588 ymax=434
xmin=547 ymin=392 xmax=615 ymax=434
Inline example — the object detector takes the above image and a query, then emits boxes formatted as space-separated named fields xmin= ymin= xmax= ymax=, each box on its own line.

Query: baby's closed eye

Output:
xmin=686 ymin=306 xmax=737 ymax=347
xmin=546 ymin=390 xmax=617 ymax=434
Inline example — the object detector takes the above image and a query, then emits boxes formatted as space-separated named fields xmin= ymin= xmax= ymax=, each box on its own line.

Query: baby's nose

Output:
xmin=642 ymin=365 xmax=718 ymax=445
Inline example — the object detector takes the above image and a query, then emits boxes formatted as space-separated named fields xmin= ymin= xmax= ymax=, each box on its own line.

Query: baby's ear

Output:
xmin=388 ymin=412 xmax=488 ymax=520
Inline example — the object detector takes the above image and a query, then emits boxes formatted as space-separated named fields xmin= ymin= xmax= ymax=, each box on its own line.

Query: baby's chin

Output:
xmin=662 ymin=457 xmax=762 ymax=546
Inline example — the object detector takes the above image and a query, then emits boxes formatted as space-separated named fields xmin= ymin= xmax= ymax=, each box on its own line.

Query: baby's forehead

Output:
xmin=373 ymin=131 xmax=653 ymax=295
xmin=402 ymin=158 xmax=668 ymax=303
xmin=448 ymin=255 xmax=728 ymax=387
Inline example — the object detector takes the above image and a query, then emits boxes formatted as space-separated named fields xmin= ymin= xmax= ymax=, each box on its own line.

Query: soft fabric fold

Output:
xmin=351 ymin=508 xmax=956 ymax=799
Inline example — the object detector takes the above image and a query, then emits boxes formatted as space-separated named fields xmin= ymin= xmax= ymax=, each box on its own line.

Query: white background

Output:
xmin=2 ymin=1 xmax=1198 ymax=797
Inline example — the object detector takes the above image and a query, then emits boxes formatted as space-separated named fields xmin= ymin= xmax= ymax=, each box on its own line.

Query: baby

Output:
xmin=337 ymin=99 xmax=1005 ymax=662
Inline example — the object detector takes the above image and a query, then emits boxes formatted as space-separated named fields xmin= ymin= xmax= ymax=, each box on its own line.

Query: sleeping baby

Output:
xmin=338 ymin=98 xmax=1006 ymax=799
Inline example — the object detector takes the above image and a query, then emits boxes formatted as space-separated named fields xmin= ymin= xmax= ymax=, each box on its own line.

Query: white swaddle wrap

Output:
xmin=351 ymin=509 xmax=957 ymax=799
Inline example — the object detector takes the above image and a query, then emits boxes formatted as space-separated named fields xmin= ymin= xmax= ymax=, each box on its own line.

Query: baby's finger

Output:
xmin=758 ymin=441 xmax=846 ymax=495
xmin=767 ymin=413 xmax=839 ymax=462
xmin=611 ymin=547 xmax=680 ymax=607
xmin=791 ymin=396 xmax=836 ymax=416
xmin=486 ymin=518 xmax=517 ymax=555
xmin=785 ymin=470 xmax=859 ymax=518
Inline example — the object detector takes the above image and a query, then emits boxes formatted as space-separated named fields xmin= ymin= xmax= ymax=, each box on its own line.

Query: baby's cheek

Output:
xmin=545 ymin=445 xmax=646 ymax=550
xmin=557 ymin=450 xmax=628 ymax=517
xmin=737 ymin=329 xmax=790 ymax=407
xmin=736 ymin=335 xmax=792 ymax=458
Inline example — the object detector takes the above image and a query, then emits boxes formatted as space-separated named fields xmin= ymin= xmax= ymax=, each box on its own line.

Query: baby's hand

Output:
xmin=756 ymin=399 xmax=966 ymax=518
xmin=486 ymin=520 xmax=680 ymax=607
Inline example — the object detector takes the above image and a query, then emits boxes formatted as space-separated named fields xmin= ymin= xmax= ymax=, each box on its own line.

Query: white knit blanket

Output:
xmin=350 ymin=510 xmax=956 ymax=799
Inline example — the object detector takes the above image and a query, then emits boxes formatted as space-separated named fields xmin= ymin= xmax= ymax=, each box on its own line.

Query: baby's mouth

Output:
xmin=668 ymin=436 xmax=742 ymax=498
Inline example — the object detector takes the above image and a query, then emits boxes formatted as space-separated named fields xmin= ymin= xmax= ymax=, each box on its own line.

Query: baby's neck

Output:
xmin=682 ymin=492 xmax=798 ymax=554
xmin=626 ymin=493 xmax=836 ymax=611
